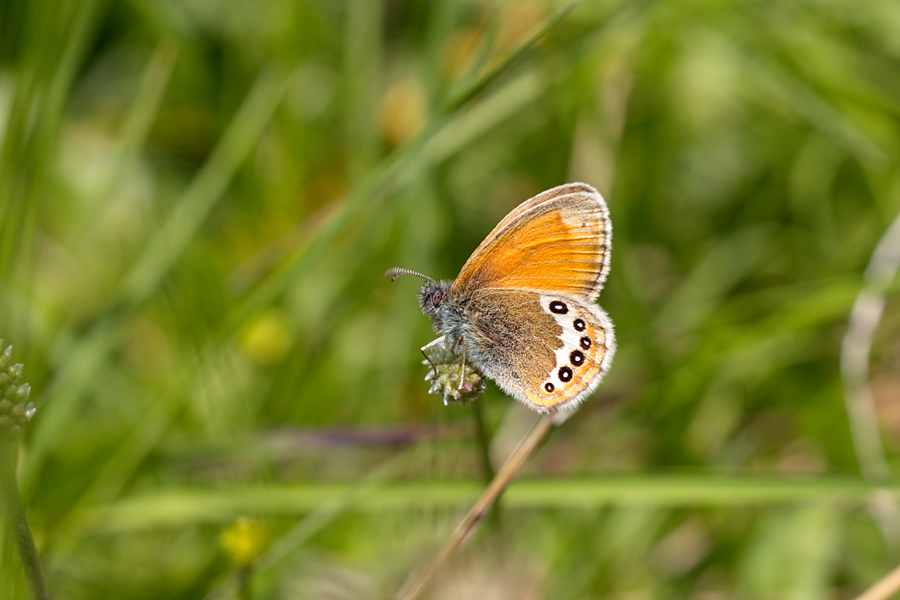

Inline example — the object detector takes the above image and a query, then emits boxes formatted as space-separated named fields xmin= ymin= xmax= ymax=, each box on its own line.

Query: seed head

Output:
xmin=423 ymin=344 xmax=486 ymax=406
xmin=0 ymin=340 xmax=36 ymax=437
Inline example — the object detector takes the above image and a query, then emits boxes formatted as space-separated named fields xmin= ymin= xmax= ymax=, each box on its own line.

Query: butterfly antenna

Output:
xmin=384 ymin=267 xmax=438 ymax=285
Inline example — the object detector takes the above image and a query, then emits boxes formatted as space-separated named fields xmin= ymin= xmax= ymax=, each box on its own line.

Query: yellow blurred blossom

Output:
xmin=220 ymin=517 xmax=271 ymax=568
xmin=378 ymin=78 xmax=427 ymax=147
xmin=495 ymin=0 xmax=547 ymax=57
xmin=241 ymin=310 xmax=292 ymax=365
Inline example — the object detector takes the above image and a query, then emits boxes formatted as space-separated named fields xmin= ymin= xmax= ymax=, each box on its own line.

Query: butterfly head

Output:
xmin=385 ymin=267 xmax=455 ymax=331
xmin=416 ymin=279 xmax=452 ymax=319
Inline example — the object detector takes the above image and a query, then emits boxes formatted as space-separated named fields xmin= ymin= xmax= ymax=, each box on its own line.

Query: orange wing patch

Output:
xmin=451 ymin=184 xmax=610 ymax=301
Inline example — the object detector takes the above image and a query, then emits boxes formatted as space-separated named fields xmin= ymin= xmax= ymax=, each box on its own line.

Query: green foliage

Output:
xmin=1 ymin=0 xmax=900 ymax=598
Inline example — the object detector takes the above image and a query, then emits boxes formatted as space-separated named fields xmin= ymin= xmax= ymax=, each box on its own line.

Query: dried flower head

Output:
xmin=424 ymin=344 xmax=486 ymax=406
xmin=0 ymin=340 xmax=36 ymax=437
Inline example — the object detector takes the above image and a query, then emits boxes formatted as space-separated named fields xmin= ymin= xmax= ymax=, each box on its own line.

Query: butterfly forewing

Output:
xmin=451 ymin=183 xmax=611 ymax=301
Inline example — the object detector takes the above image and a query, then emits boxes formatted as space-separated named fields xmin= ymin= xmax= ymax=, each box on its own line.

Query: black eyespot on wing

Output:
xmin=558 ymin=366 xmax=573 ymax=382
xmin=573 ymin=318 xmax=586 ymax=331
xmin=580 ymin=337 xmax=591 ymax=350
xmin=544 ymin=382 xmax=555 ymax=393
xmin=570 ymin=350 xmax=584 ymax=366
xmin=549 ymin=301 xmax=568 ymax=314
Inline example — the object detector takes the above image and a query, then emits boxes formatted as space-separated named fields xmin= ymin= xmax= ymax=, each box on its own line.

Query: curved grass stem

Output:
xmin=0 ymin=438 xmax=51 ymax=600
xmin=840 ymin=209 xmax=900 ymax=480
xmin=840 ymin=207 xmax=900 ymax=542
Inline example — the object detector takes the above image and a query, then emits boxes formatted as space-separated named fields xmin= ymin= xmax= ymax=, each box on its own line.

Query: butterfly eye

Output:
xmin=431 ymin=291 xmax=443 ymax=307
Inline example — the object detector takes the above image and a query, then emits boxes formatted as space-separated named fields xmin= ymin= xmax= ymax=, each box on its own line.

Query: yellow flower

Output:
xmin=220 ymin=517 xmax=270 ymax=568
xmin=378 ymin=78 xmax=427 ymax=147
xmin=495 ymin=0 xmax=547 ymax=57
xmin=241 ymin=310 xmax=292 ymax=365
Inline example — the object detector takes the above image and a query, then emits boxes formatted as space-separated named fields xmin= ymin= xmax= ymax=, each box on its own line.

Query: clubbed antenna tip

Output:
xmin=384 ymin=267 xmax=438 ymax=285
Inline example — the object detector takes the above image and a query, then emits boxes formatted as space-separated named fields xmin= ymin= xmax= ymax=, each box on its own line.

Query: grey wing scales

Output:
xmin=461 ymin=289 xmax=615 ymax=412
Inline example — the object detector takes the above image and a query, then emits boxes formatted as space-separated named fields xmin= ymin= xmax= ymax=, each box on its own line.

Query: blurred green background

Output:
xmin=2 ymin=0 xmax=900 ymax=598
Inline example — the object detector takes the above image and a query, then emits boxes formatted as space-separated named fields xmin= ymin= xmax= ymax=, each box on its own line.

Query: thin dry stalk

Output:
xmin=852 ymin=563 xmax=900 ymax=600
xmin=396 ymin=413 xmax=556 ymax=600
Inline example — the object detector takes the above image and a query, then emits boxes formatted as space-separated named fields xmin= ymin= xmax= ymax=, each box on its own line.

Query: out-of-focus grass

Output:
xmin=2 ymin=0 xmax=900 ymax=598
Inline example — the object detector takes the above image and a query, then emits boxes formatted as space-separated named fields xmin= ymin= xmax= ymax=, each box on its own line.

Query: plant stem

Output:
xmin=0 ymin=438 xmax=51 ymax=600
xmin=470 ymin=400 xmax=502 ymax=531
xmin=853 ymin=563 xmax=900 ymax=600
xmin=237 ymin=566 xmax=251 ymax=600
xmin=397 ymin=413 xmax=555 ymax=600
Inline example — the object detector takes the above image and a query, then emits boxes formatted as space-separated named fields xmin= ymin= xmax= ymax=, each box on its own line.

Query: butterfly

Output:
xmin=386 ymin=183 xmax=615 ymax=413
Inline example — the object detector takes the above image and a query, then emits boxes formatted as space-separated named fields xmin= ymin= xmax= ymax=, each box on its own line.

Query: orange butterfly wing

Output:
xmin=451 ymin=183 xmax=611 ymax=300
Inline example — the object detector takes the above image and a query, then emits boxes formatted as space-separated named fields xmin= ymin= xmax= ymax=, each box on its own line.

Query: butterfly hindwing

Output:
xmin=464 ymin=289 xmax=615 ymax=412
xmin=534 ymin=294 xmax=615 ymax=410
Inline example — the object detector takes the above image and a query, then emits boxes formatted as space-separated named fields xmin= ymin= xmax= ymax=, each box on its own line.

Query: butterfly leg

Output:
xmin=420 ymin=336 xmax=446 ymax=377
xmin=456 ymin=342 xmax=467 ymax=391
